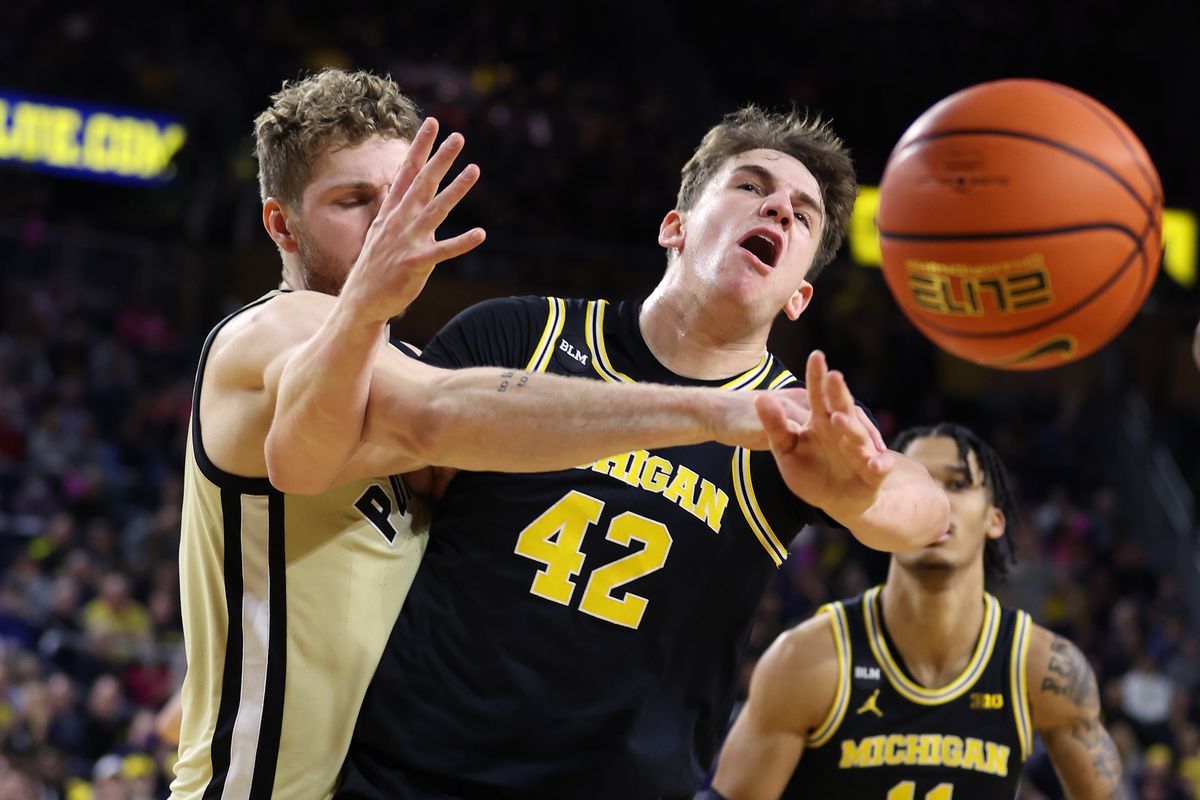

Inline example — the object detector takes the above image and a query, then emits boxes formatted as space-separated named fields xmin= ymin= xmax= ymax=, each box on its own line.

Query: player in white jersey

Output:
xmin=171 ymin=69 xmax=839 ymax=800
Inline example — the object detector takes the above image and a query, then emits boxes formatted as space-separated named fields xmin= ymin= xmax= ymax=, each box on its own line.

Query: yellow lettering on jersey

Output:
xmin=903 ymin=734 xmax=922 ymax=766
xmin=985 ymin=742 xmax=1010 ymax=776
xmin=962 ymin=738 xmax=986 ymax=772
xmin=941 ymin=736 xmax=963 ymax=767
xmin=839 ymin=733 xmax=1008 ymax=776
xmin=620 ymin=450 xmax=650 ymax=487
xmin=917 ymin=734 xmax=942 ymax=766
xmin=662 ymin=466 xmax=699 ymax=512
xmin=839 ymin=737 xmax=874 ymax=768
xmin=695 ymin=479 xmax=729 ymax=533
xmin=884 ymin=734 xmax=907 ymax=766
xmin=577 ymin=452 xmax=729 ymax=533
xmin=639 ymin=456 xmax=673 ymax=492
xmin=591 ymin=455 xmax=626 ymax=479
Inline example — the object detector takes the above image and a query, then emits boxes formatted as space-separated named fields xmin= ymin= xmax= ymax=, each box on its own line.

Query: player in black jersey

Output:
xmin=175 ymin=70 xmax=805 ymax=800
xmin=339 ymin=108 xmax=951 ymax=799
xmin=707 ymin=423 xmax=1126 ymax=800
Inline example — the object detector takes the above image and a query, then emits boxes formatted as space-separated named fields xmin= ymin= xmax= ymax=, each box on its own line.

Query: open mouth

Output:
xmin=739 ymin=232 xmax=779 ymax=268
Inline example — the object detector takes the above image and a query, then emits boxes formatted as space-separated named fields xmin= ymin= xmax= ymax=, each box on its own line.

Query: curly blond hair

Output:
xmin=676 ymin=106 xmax=857 ymax=279
xmin=253 ymin=68 xmax=422 ymax=205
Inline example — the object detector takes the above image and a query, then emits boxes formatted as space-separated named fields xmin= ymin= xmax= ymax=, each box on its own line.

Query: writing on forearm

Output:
xmin=497 ymin=370 xmax=531 ymax=393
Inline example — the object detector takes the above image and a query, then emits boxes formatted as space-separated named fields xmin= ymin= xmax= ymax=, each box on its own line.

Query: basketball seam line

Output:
xmin=895 ymin=128 xmax=1155 ymax=218
xmin=1040 ymin=82 xmax=1162 ymax=206
xmin=878 ymin=221 xmax=1140 ymax=241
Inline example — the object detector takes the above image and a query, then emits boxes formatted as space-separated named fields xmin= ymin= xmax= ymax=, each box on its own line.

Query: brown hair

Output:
xmin=676 ymin=105 xmax=857 ymax=279
xmin=253 ymin=68 xmax=422 ymax=206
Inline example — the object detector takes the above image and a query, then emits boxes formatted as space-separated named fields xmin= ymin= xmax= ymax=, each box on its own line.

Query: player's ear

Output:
xmin=985 ymin=506 xmax=1006 ymax=542
xmin=263 ymin=197 xmax=300 ymax=254
xmin=658 ymin=210 xmax=685 ymax=251
xmin=782 ymin=281 xmax=814 ymax=321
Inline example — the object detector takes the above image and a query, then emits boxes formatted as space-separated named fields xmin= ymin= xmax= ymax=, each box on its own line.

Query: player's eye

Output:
xmin=337 ymin=196 xmax=367 ymax=208
xmin=737 ymin=182 xmax=762 ymax=194
xmin=947 ymin=477 xmax=971 ymax=491
xmin=794 ymin=210 xmax=811 ymax=228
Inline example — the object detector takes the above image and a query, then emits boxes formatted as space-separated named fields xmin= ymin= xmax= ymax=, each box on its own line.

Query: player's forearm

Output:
xmin=832 ymin=455 xmax=949 ymax=552
xmin=1046 ymin=725 xmax=1129 ymax=800
xmin=265 ymin=302 xmax=386 ymax=493
xmin=405 ymin=368 xmax=749 ymax=472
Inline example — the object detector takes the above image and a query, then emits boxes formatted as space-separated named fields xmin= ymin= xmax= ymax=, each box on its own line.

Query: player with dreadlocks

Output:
xmin=705 ymin=422 xmax=1128 ymax=800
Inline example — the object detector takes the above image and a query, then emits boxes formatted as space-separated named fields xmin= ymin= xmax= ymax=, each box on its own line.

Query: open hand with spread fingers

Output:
xmin=339 ymin=117 xmax=487 ymax=324
xmin=755 ymin=350 xmax=895 ymax=521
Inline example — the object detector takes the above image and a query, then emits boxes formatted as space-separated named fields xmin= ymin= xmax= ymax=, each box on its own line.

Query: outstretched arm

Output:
xmin=212 ymin=290 xmax=771 ymax=494
xmin=1029 ymin=627 xmax=1128 ymax=800
xmin=755 ymin=351 xmax=948 ymax=552
xmin=711 ymin=615 xmax=841 ymax=800
xmin=203 ymin=119 xmax=771 ymax=494
xmin=264 ymin=118 xmax=483 ymax=491
xmin=202 ymin=117 xmax=484 ymax=489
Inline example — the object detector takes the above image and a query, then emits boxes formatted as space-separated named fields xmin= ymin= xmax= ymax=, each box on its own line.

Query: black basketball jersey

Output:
xmin=341 ymin=297 xmax=836 ymax=800
xmin=783 ymin=586 xmax=1034 ymax=800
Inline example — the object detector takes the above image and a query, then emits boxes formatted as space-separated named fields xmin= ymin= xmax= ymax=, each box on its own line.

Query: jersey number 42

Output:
xmin=514 ymin=490 xmax=672 ymax=629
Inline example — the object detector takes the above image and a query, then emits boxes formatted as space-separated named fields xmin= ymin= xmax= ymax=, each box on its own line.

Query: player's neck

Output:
xmin=639 ymin=286 xmax=768 ymax=380
xmin=878 ymin=563 xmax=987 ymax=689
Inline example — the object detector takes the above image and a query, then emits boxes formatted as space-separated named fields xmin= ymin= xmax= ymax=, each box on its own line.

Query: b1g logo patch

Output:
xmin=970 ymin=692 xmax=1005 ymax=710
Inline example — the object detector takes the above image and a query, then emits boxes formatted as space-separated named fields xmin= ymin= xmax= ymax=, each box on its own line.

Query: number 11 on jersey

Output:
xmin=888 ymin=782 xmax=953 ymax=800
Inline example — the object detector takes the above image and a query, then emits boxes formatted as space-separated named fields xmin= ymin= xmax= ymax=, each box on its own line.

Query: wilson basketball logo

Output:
xmin=906 ymin=254 xmax=1054 ymax=317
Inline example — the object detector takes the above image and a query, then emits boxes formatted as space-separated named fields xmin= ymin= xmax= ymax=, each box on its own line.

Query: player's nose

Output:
xmin=760 ymin=190 xmax=792 ymax=229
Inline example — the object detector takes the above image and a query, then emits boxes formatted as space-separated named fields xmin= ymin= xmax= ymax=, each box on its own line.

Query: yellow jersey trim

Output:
xmin=731 ymin=447 xmax=787 ymax=566
xmin=1010 ymin=611 xmax=1034 ymax=760
xmin=585 ymin=300 xmax=634 ymax=384
xmin=768 ymin=370 xmax=798 ymax=390
xmin=808 ymin=602 xmax=852 ymax=747
xmin=863 ymin=586 xmax=1001 ymax=705
xmin=525 ymin=297 xmax=567 ymax=373
xmin=720 ymin=353 xmax=773 ymax=390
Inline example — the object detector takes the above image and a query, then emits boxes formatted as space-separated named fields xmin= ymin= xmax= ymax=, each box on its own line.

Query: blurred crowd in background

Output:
xmin=0 ymin=0 xmax=1198 ymax=798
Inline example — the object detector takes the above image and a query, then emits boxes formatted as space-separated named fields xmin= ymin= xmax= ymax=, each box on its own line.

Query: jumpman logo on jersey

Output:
xmin=856 ymin=688 xmax=884 ymax=718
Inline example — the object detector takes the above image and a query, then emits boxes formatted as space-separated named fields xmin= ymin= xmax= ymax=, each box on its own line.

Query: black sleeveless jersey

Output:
xmin=783 ymin=586 xmax=1034 ymax=800
xmin=341 ymin=296 xmax=839 ymax=800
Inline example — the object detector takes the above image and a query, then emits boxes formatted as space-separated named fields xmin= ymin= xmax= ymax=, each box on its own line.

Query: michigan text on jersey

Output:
xmin=577 ymin=450 xmax=729 ymax=533
xmin=838 ymin=734 xmax=1010 ymax=777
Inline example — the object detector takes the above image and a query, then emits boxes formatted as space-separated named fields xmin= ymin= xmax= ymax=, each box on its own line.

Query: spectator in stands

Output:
xmin=83 ymin=574 xmax=151 ymax=666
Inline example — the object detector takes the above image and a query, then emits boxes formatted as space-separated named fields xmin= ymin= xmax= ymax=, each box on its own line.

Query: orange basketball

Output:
xmin=877 ymin=78 xmax=1163 ymax=370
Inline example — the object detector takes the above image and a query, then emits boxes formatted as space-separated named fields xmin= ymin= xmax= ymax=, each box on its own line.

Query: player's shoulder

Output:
xmin=1024 ymin=622 xmax=1101 ymax=726
xmin=462 ymin=294 xmax=587 ymax=316
xmin=1024 ymin=620 xmax=1081 ymax=667
xmin=205 ymin=290 xmax=327 ymax=379
xmin=441 ymin=294 xmax=589 ymax=331
xmin=748 ymin=609 xmax=843 ymax=733
xmin=758 ymin=608 xmax=841 ymax=687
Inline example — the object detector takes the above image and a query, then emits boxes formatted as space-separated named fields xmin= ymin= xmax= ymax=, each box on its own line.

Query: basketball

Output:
xmin=876 ymin=78 xmax=1163 ymax=370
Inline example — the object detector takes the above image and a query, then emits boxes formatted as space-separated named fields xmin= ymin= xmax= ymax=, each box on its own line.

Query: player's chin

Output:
xmin=901 ymin=553 xmax=955 ymax=572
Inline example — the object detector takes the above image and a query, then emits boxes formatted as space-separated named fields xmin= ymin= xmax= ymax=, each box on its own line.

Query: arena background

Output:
xmin=0 ymin=1 xmax=1198 ymax=797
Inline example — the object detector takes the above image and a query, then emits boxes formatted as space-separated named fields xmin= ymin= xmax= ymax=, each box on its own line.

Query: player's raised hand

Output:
xmin=756 ymin=350 xmax=895 ymax=512
xmin=341 ymin=117 xmax=486 ymax=323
